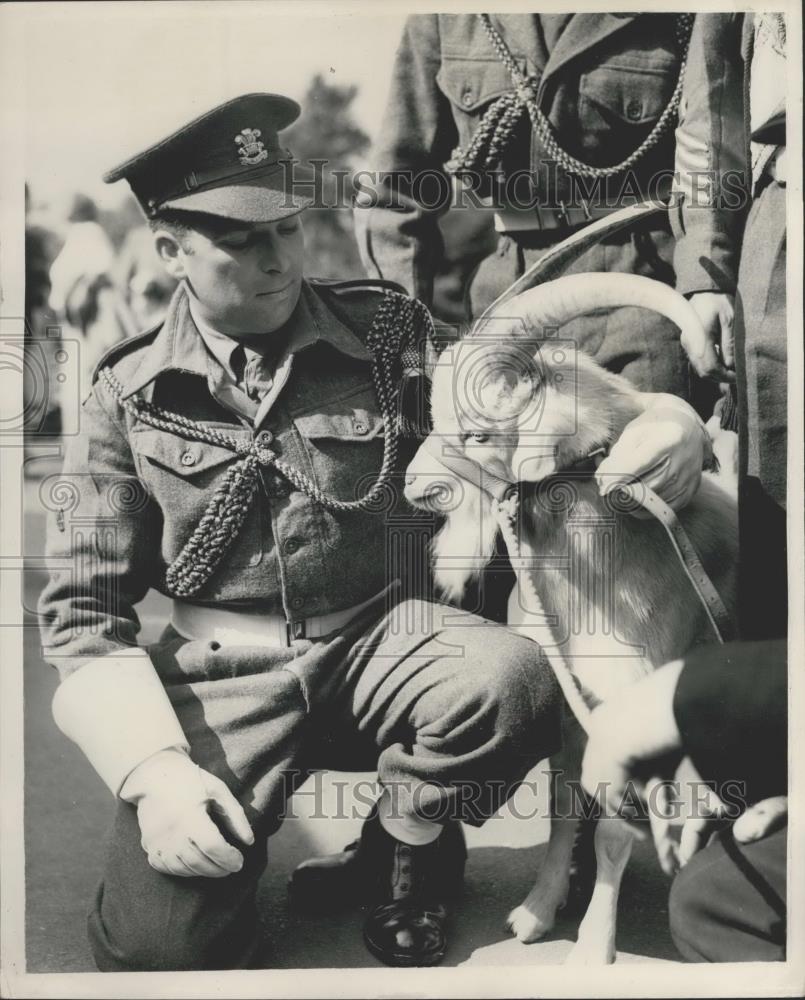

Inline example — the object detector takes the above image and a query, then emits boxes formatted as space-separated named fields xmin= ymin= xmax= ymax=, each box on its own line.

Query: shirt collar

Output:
xmin=187 ymin=296 xmax=243 ymax=382
xmin=120 ymin=280 xmax=371 ymax=399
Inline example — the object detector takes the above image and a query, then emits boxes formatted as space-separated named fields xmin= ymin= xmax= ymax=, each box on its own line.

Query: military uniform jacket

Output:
xmin=357 ymin=13 xmax=687 ymax=305
xmin=671 ymin=13 xmax=749 ymax=297
xmin=38 ymin=279 xmax=421 ymax=679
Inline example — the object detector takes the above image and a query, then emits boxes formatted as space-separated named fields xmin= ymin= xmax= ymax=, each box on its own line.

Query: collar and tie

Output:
xmin=231 ymin=344 xmax=274 ymax=402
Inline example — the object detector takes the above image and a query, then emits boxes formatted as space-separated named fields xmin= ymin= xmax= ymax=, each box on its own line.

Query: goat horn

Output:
xmin=473 ymin=273 xmax=704 ymax=345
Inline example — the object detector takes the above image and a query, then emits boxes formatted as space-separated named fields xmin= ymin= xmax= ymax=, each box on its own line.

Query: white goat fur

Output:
xmin=422 ymin=334 xmax=738 ymax=963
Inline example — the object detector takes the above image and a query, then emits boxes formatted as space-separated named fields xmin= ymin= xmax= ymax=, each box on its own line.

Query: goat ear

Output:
xmin=431 ymin=480 xmax=497 ymax=602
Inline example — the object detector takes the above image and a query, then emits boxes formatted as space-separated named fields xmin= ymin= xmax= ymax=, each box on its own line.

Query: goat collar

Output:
xmin=419 ymin=432 xmax=607 ymax=503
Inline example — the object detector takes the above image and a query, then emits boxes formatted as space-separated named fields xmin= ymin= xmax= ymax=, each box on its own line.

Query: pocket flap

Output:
xmin=579 ymin=64 xmax=674 ymax=124
xmin=131 ymin=428 xmax=241 ymax=476
xmin=436 ymin=56 xmax=524 ymax=113
xmin=293 ymin=399 xmax=384 ymax=441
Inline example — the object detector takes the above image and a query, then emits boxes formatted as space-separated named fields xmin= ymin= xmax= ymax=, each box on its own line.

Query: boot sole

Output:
xmin=363 ymin=930 xmax=446 ymax=968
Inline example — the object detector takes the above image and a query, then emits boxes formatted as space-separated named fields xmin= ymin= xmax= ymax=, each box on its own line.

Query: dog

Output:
xmin=404 ymin=273 xmax=738 ymax=963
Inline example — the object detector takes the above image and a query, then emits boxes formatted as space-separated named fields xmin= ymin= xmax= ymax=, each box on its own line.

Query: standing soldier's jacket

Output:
xmin=38 ymin=279 xmax=420 ymax=680
xmin=357 ymin=13 xmax=689 ymax=307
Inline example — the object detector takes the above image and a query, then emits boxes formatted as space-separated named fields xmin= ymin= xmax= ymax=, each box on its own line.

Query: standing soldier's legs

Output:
xmin=733 ymin=179 xmax=787 ymax=641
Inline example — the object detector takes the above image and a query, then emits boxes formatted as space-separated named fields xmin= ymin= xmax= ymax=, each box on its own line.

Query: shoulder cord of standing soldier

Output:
xmin=97 ymin=290 xmax=434 ymax=597
xmin=447 ymin=13 xmax=694 ymax=179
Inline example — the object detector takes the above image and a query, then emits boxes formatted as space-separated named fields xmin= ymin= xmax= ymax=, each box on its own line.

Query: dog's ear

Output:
xmin=431 ymin=479 xmax=497 ymax=602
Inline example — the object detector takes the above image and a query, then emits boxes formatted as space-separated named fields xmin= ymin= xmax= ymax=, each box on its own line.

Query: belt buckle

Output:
xmin=287 ymin=619 xmax=306 ymax=643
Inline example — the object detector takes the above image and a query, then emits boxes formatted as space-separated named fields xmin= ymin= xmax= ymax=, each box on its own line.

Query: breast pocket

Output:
xmin=436 ymin=56 xmax=526 ymax=150
xmin=577 ymin=62 xmax=677 ymax=156
xmin=291 ymin=386 xmax=386 ymax=506
xmin=130 ymin=427 xmax=263 ymax=567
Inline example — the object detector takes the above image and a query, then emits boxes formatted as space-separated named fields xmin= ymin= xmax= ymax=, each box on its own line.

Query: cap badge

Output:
xmin=235 ymin=128 xmax=269 ymax=166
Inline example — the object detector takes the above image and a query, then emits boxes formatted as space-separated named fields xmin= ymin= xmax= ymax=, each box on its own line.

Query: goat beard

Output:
xmin=431 ymin=481 xmax=499 ymax=602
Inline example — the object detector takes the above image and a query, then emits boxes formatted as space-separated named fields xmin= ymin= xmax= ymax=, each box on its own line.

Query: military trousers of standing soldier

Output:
xmin=87 ymin=591 xmax=560 ymax=971
xmin=468 ymin=215 xmax=694 ymax=403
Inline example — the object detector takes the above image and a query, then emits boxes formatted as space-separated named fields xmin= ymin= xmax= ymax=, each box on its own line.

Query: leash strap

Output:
xmin=493 ymin=477 xmax=734 ymax=738
xmin=418 ymin=433 xmax=734 ymax=645
xmin=619 ymin=481 xmax=734 ymax=643
xmin=494 ymin=494 xmax=594 ymax=730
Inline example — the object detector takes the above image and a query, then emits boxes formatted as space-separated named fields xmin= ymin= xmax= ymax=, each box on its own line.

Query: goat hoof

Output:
xmin=505 ymin=903 xmax=556 ymax=943
xmin=564 ymin=939 xmax=616 ymax=966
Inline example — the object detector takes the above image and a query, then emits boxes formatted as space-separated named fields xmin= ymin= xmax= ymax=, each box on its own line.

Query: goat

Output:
xmin=404 ymin=273 xmax=738 ymax=964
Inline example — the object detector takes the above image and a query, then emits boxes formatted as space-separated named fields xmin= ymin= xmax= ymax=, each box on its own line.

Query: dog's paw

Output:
xmin=564 ymin=937 xmax=616 ymax=966
xmin=505 ymin=902 xmax=557 ymax=943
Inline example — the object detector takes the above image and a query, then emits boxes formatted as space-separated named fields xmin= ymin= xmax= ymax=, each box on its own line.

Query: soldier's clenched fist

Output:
xmin=120 ymin=748 xmax=255 ymax=878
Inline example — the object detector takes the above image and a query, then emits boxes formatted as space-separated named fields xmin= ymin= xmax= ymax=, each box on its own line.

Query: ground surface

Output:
xmin=22 ymin=466 xmax=680 ymax=971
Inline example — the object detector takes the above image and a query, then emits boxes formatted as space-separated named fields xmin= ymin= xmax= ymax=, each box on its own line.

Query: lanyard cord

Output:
xmin=98 ymin=290 xmax=433 ymax=597
xmin=448 ymin=13 xmax=694 ymax=179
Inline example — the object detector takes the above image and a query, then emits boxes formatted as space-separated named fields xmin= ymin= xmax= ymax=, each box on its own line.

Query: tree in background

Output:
xmin=285 ymin=73 xmax=370 ymax=279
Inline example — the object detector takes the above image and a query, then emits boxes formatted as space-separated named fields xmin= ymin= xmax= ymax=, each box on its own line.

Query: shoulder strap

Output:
xmin=90 ymin=320 xmax=162 ymax=384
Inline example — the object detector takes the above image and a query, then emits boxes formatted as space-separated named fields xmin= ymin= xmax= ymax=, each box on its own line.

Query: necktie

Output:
xmin=236 ymin=346 xmax=273 ymax=402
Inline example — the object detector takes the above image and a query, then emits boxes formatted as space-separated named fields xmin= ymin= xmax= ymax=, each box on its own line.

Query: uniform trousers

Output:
xmin=669 ymin=826 xmax=787 ymax=962
xmin=733 ymin=178 xmax=788 ymax=640
xmin=87 ymin=596 xmax=560 ymax=971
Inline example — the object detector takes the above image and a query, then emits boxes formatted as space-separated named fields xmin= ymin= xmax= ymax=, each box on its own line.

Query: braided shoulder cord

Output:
xmin=448 ymin=13 xmax=694 ymax=179
xmin=98 ymin=290 xmax=433 ymax=596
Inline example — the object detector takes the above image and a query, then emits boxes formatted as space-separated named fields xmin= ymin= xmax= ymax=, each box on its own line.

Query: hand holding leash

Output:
xmin=683 ymin=292 xmax=736 ymax=382
xmin=596 ymin=393 xmax=712 ymax=512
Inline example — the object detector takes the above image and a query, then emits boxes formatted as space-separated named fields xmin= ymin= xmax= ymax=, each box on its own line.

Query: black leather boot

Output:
xmin=361 ymin=815 xmax=466 ymax=967
xmin=288 ymin=810 xmax=466 ymax=948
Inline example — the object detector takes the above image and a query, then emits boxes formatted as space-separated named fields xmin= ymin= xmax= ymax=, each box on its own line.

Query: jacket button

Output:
xmin=291 ymin=596 xmax=305 ymax=610
xmin=284 ymin=537 xmax=302 ymax=554
xmin=626 ymin=99 xmax=642 ymax=120
xmin=180 ymin=451 xmax=196 ymax=467
xmin=256 ymin=430 xmax=274 ymax=446
xmin=353 ymin=420 xmax=369 ymax=435
xmin=462 ymin=89 xmax=474 ymax=107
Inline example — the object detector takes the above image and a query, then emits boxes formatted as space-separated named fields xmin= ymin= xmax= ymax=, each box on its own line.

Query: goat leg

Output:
xmin=564 ymin=817 xmax=634 ymax=965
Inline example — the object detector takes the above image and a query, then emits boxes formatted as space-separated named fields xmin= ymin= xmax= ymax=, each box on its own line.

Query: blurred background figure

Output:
xmin=48 ymin=193 xmax=137 ymax=401
xmin=24 ymin=183 xmax=63 ymax=436
xmin=114 ymin=225 xmax=177 ymax=328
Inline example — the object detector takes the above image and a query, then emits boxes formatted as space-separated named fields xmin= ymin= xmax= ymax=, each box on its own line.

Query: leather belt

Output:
xmin=171 ymin=590 xmax=386 ymax=648
xmin=493 ymin=201 xmax=619 ymax=234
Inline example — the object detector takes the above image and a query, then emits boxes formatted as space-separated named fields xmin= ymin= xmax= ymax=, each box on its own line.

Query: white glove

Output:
xmin=120 ymin=748 xmax=255 ymax=878
xmin=596 ymin=393 xmax=712 ymax=512
xmin=683 ymin=292 xmax=736 ymax=382
xmin=733 ymin=796 xmax=788 ymax=844
xmin=677 ymin=794 xmax=787 ymax=869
